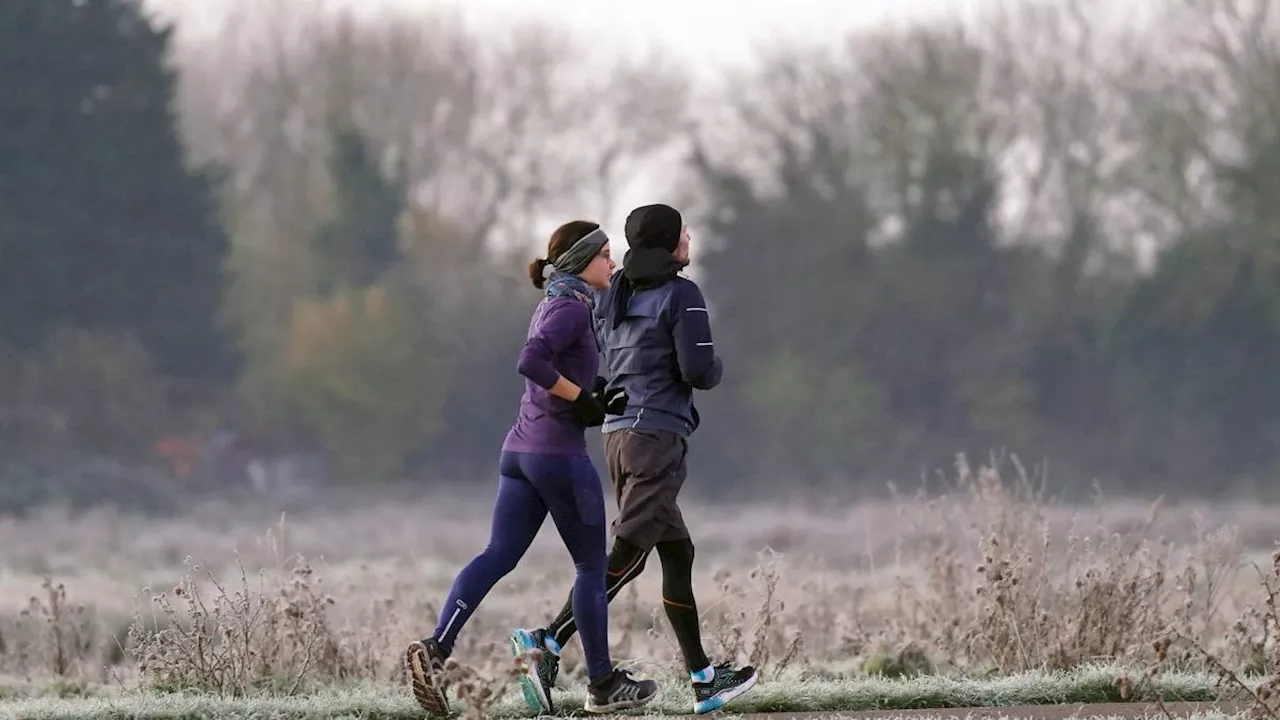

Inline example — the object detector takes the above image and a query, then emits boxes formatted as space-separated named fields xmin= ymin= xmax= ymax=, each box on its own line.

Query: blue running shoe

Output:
xmin=693 ymin=662 xmax=757 ymax=714
xmin=509 ymin=628 xmax=556 ymax=714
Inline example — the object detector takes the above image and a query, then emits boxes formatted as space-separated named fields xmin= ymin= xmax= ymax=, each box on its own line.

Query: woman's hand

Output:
xmin=550 ymin=376 xmax=608 ymax=426
xmin=570 ymin=387 xmax=607 ymax=427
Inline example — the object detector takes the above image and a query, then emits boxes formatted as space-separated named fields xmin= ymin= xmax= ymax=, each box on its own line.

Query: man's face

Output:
xmin=675 ymin=224 xmax=692 ymax=266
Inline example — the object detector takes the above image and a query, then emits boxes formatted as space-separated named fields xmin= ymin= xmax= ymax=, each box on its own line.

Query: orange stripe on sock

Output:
xmin=662 ymin=595 xmax=695 ymax=610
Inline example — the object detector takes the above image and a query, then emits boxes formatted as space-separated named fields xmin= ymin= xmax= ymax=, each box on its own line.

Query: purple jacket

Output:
xmin=502 ymin=296 xmax=600 ymax=455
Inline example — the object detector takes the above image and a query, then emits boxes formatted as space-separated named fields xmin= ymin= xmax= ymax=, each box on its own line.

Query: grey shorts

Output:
xmin=604 ymin=428 xmax=691 ymax=550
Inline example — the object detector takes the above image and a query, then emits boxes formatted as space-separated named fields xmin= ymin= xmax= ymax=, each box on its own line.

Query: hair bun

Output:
xmin=528 ymin=257 xmax=551 ymax=289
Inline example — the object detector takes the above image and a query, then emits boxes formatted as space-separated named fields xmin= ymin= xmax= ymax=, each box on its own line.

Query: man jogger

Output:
xmin=510 ymin=203 xmax=758 ymax=715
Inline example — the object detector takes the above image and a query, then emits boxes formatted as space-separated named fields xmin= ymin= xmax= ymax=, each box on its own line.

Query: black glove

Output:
xmin=571 ymin=386 xmax=607 ymax=427
xmin=592 ymin=377 xmax=629 ymax=415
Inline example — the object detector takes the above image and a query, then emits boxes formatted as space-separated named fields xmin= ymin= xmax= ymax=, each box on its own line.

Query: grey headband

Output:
xmin=550 ymin=227 xmax=609 ymax=276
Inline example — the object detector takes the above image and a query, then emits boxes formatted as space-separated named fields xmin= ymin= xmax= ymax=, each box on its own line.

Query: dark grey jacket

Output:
xmin=594 ymin=271 xmax=722 ymax=436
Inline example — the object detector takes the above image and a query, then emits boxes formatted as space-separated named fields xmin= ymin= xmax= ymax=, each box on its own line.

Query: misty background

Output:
xmin=3 ymin=0 xmax=1279 ymax=516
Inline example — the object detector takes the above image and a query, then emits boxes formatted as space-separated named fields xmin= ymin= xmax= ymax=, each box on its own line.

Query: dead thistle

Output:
xmin=129 ymin=554 xmax=335 ymax=696
xmin=18 ymin=578 xmax=94 ymax=679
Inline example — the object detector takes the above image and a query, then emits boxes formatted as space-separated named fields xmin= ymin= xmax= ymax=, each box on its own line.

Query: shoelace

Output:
xmin=617 ymin=674 xmax=647 ymax=699
xmin=697 ymin=661 xmax=731 ymax=680
xmin=702 ymin=662 xmax=738 ymax=687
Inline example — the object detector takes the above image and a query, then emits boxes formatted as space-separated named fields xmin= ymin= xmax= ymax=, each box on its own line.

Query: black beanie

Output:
xmin=624 ymin=204 xmax=682 ymax=253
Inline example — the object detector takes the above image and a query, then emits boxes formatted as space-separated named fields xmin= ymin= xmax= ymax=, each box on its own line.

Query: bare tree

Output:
xmin=546 ymin=48 xmax=692 ymax=223
xmin=977 ymin=0 xmax=1122 ymax=246
xmin=157 ymin=0 xmax=696 ymax=389
xmin=847 ymin=22 xmax=1012 ymax=237
xmin=173 ymin=2 xmax=692 ymax=246
xmin=1111 ymin=0 xmax=1280 ymax=247
xmin=694 ymin=19 xmax=1012 ymax=244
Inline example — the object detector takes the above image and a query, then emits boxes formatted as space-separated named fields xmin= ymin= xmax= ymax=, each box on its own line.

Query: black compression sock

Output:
xmin=656 ymin=539 xmax=711 ymax=673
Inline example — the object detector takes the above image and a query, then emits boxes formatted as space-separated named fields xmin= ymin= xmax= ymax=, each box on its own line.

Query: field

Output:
xmin=0 ymin=458 xmax=1278 ymax=720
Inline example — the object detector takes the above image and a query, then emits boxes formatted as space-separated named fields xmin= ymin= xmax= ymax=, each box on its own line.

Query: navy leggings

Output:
xmin=433 ymin=451 xmax=612 ymax=682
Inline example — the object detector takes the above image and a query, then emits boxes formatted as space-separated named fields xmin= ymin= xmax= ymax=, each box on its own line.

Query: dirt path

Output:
xmin=623 ymin=701 xmax=1250 ymax=719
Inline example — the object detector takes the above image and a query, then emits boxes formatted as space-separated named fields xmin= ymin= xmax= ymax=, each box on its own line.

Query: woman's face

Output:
xmin=578 ymin=243 xmax=615 ymax=290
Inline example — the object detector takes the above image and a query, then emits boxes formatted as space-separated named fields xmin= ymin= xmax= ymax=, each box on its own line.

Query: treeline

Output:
xmin=692 ymin=0 xmax=1280 ymax=497
xmin=2 ymin=0 xmax=1279 ymax=499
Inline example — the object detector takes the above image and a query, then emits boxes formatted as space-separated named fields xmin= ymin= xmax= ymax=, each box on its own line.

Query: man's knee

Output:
xmin=656 ymin=537 xmax=695 ymax=570
xmin=606 ymin=537 xmax=649 ymax=589
xmin=609 ymin=537 xmax=649 ymax=571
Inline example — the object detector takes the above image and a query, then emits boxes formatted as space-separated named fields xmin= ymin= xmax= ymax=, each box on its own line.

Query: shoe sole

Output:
xmin=509 ymin=630 xmax=552 ymax=715
xmin=584 ymin=692 xmax=658 ymax=714
xmin=406 ymin=641 xmax=450 ymax=716
xmin=694 ymin=670 xmax=759 ymax=714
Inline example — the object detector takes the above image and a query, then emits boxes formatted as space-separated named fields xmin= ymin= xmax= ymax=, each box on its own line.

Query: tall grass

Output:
xmin=0 ymin=455 xmax=1275 ymax=716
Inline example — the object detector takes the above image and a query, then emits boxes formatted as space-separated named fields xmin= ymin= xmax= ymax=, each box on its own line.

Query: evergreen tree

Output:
xmin=310 ymin=126 xmax=404 ymax=294
xmin=0 ymin=0 xmax=233 ymax=380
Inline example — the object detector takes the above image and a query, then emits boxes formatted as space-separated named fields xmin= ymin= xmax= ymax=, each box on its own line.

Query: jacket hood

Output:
xmin=624 ymin=204 xmax=682 ymax=253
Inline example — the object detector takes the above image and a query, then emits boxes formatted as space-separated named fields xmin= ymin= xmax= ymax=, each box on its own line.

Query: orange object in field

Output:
xmin=153 ymin=435 xmax=200 ymax=477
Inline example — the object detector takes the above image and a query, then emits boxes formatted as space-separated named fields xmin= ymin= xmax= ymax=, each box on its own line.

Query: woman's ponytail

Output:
xmin=528 ymin=257 xmax=550 ymax=289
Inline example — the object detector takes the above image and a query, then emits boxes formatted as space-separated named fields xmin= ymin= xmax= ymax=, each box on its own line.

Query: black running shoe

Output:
xmin=693 ymin=662 xmax=757 ymax=714
xmin=406 ymin=638 xmax=450 ymax=716
xmin=584 ymin=668 xmax=658 ymax=714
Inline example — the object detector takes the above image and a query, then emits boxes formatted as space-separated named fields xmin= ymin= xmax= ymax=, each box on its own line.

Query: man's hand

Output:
xmin=592 ymin=377 xmax=629 ymax=415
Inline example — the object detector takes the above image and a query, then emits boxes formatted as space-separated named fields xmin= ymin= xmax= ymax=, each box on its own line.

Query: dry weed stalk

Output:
xmin=128 ymin=554 xmax=334 ymax=696
xmin=703 ymin=550 xmax=803 ymax=679
xmin=890 ymin=454 xmax=1248 ymax=674
xmin=435 ymin=655 xmax=524 ymax=720
xmin=17 ymin=578 xmax=95 ymax=679
xmin=1168 ymin=550 xmax=1280 ymax=720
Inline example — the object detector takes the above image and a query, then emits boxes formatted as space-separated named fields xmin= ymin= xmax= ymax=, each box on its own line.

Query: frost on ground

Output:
xmin=0 ymin=664 xmax=1252 ymax=720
